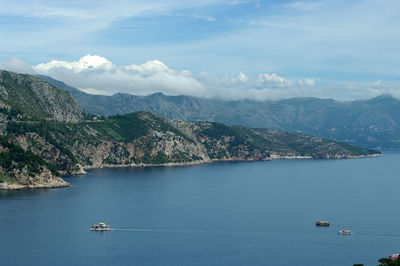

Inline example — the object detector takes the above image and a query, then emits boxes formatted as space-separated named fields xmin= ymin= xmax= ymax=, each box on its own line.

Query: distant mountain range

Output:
xmin=1 ymin=70 xmax=375 ymax=189
xmin=40 ymin=75 xmax=400 ymax=148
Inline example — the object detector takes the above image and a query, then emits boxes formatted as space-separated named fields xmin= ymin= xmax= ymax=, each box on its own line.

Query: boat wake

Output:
xmin=110 ymin=228 xmax=246 ymax=235
xmin=111 ymin=228 xmax=176 ymax=233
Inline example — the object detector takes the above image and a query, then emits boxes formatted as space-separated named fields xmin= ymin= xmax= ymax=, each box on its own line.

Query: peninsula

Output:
xmin=0 ymin=70 xmax=380 ymax=189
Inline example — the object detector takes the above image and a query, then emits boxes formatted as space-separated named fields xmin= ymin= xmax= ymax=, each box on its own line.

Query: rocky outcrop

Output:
xmin=0 ymin=70 xmax=381 ymax=189
xmin=7 ymin=111 xmax=380 ymax=172
xmin=0 ymin=70 xmax=84 ymax=122
xmin=1 ymin=108 xmax=381 ymax=190
xmin=0 ymin=166 xmax=70 ymax=190
xmin=41 ymin=74 xmax=400 ymax=149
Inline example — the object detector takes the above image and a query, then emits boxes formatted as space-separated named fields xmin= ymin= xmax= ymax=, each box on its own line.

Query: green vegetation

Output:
xmin=150 ymin=152 xmax=168 ymax=164
xmin=0 ymin=70 xmax=382 ymax=188
xmin=0 ymin=136 xmax=59 ymax=182
xmin=378 ymin=257 xmax=400 ymax=266
xmin=0 ymin=107 xmax=23 ymax=120
xmin=0 ymin=70 xmax=83 ymax=122
xmin=6 ymin=121 xmax=77 ymax=163
xmin=195 ymin=122 xmax=377 ymax=160
xmin=1 ymin=104 xmax=380 ymax=185
xmin=103 ymin=156 xmax=119 ymax=165
xmin=252 ymin=128 xmax=378 ymax=158
xmin=198 ymin=122 xmax=237 ymax=139
xmin=172 ymin=151 xmax=194 ymax=163
xmin=90 ymin=113 xmax=151 ymax=142
xmin=43 ymin=73 xmax=400 ymax=149
xmin=0 ymin=169 xmax=13 ymax=183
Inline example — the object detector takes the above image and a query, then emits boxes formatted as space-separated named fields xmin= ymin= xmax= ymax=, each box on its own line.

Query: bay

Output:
xmin=1 ymin=151 xmax=399 ymax=266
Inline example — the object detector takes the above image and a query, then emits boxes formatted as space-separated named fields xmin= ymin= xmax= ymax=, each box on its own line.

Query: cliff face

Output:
xmin=5 ymin=111 xmax=378 ymax=177
xmin=0 ymin=136 xmax=69 ymax=189
xmin=0 ymin=70 xmax=380 ymax=189
xmin=0 ymin=167 xmax=69 ymax=190
xmin=40 ymin=74 xmax=400 ymax=148
xmin=0 ymin=70 xmax=84 ymax=122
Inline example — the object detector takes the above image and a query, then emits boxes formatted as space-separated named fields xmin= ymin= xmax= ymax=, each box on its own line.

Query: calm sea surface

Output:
xmin=1 ymin=151 xmax=400 ymax=266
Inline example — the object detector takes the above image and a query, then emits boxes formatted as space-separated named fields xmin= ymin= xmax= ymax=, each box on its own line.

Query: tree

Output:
xmin=378 ymin=257 xmax=400 ymax=266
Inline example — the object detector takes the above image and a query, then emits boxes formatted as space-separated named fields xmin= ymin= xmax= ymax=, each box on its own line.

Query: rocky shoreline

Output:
xmin=0 ymin=176 xmax=70 ymax=190
xmin=0 ymin=153 xmax=381 ymax=190
xmin=0 ymin=70 xmax=383 ymax=191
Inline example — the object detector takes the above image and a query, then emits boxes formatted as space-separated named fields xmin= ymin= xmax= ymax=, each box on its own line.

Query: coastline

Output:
xmin=0 ymin=153 xmax=382 ymax=190
xmin=0 ymin=176 xmax=70 ymax=190
xmin=81 ymin=152 xmax=383 ymax=171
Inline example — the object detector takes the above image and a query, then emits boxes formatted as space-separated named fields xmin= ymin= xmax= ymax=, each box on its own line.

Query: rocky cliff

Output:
xmin=2 ymin=111 xmax=379 ymax=189
xmin=0 ymin=70 xmax=380 ymax=189
xmin=0 ymin=70 xmax=84 ymax=122
xmin=40 ymin=74 xmax=400 ymax=148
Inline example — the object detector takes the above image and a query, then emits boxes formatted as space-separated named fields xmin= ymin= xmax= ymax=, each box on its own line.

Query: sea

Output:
xmin=1 ymin=151 xmax=399 ymax=266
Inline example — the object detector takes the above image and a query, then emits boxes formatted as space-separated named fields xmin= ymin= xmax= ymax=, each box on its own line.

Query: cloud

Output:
xmin=298 ymin=79 xmax=315 ymax=87
xmin=32 ymin=55 xmax=208 ymax=97
xmin=0 ymin=56 xmax=35 ymax=74
xmin=35 ymin=54 xmax=113 ymax=73
xmin=2 ymin=54 xmax=399 ymax=101
xmin=30 ymin=54 xmax=320 ymax=100
xmin=257 ymin=73 xmax=293 ymax=87
xmin=29 ymin=54 xmax=320 ymax=100
xmin=193 ymin=14 xmax=216 ymax=22
xmin=1 ymin=0 xmax=400 ymax=85
xmin=0 ymin=1 xmax=225 ymax=20
xmin=283 ymin=1 xmax=322 ymax=11
xmin=237 ymin=72 xmax=249 ymax=83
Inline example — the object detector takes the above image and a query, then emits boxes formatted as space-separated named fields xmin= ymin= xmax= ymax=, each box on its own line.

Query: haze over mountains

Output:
xmin=1 ymin=70 xmax=375 ymax=189
xmin=40 ymin=75 xmax=400 ymax=149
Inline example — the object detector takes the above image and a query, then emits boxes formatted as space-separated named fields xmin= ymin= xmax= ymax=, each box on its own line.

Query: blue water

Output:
xmin=1 ymin=151 xmax=400 ymax=266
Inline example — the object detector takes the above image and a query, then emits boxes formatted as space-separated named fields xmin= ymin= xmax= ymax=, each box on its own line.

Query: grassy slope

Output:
xmin=194 ymin=121 xmax=378 ymax=159
xmin=0 ymin=135 xmax=59 ymax=183
xmin=0 ymin=70 xmax=84 ymax=121
xmin=1 ymin=111 xmax=380 ymax=184
xmin=0 ymin=71 xmax=380 ymax=185
xmin=40 ymin=74 xmax=400 ymax=148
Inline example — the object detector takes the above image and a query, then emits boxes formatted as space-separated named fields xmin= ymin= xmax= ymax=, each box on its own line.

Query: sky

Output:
xmin=0 ymin=0 xmax=399 ymax=100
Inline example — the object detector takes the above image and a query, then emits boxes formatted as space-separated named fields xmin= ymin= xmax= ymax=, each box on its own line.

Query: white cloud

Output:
xmin=0 ymin=56 xmax=35 ymax=74
xmin=32 ymin=54 xmax=324 ymax=101
xmin=238 ymin=72 xmax=249 ymax=83
xmin=123 ymin=60 xmax=169 ymax=76
xmin=283 ymin=1 xmax=322 ymax=11
xmin=35 ymin=54 xmax=113 ymax=73
xmin=1 ymin=0 xmax=400 ymax=84
xmin=193 ymin=14 xmax=216 ymax=22
xmin=29 ymin=55 xmax=320 ymax=100
xmin=0 ymin=1 xmax=225 ymax=20
xmin=298 ymin=78 xmax=315 ymax=87
xmin=79 ymin=88 xmax=109 ymax=95
xmin=257 ymin=73 xmax=292 ymax=87
xmin=373 ymin=80 xmax=382 ymax=87
xmin=32 ymin=55 xmax=207 ymax=97
xmin=2 ymin=54 xmax=399 ymax=101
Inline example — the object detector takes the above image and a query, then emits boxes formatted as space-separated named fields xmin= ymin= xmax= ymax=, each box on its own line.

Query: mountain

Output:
xmin=0 ymin=70 xmax=379 ymax=189
xmin=0 ymin=71 xmax=84 ymax=122
xmin=38 ymin=75 xmax=400 ymax=148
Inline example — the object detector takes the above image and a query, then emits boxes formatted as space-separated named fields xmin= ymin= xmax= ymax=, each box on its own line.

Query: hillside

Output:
xmin=0 ymin=135 xmax=68 ymax=189
xmin=0 ymin=70 xmax=379 ymax=189
xmin=0 ymin=71 xmax=84 ymax=122
xmin=2 ymin=110 xmax=379 ymax=189
xmin=39 ymin=75 xmax=400 ymax=148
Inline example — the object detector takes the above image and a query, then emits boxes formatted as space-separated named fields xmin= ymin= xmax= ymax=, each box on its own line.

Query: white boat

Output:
xmin=90 ymin=222 xmax=111 ymax=231
xmin=316 ymin=221 xmax=330 ymax=226
xmin=338 ymin=230 xmax=352 ymax=235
